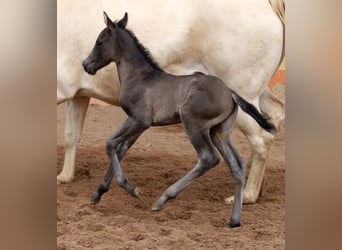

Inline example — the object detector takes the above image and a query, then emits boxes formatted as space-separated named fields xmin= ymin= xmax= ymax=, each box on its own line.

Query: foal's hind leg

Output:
xmin=225 ymin=110 xmax=275 ymax=204
xmin=91 ymin=117 xmax=148 ymax=204
xmin=152 ymin=122 xmax=220 ymax=211
xmin=211 ymin=110 xmax=246 ymax=228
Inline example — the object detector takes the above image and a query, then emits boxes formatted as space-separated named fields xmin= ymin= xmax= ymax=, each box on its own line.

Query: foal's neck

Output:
xmin=116 ymin=30 xmax=158 ymax=84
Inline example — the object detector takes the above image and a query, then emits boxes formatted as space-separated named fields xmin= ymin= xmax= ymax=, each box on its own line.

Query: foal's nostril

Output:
xmin=82 ymin=59 xmax=96 ymax=75
xmin=82 ymin=60 xmax=90 ymax=73
xmin=82 ymin=60 xmax=87 ymax=69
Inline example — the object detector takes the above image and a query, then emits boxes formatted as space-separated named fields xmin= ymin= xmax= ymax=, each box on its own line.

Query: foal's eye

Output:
xmin=96 ymin=41 xmax=102 ymax=47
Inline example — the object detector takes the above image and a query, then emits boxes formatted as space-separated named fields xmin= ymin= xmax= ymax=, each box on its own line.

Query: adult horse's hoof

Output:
xmin=224 ymin=193 xmax=257 ymax=205
xmin=224 ymin=195 xmax=235 ymax=205
xmin=57 ymin=174 xmax=73 ymax=184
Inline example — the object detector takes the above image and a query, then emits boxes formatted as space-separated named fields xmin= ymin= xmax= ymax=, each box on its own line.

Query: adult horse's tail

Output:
xmin=232 ymin=92 xmax=276 ymax=133
xmin=269 ymin=0 xmax=285 ymax=24
xmin=269 ymin=0 xmax=285 ymax=68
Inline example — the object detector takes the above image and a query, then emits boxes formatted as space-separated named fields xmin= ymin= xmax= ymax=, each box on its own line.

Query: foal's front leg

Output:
xmin=91 ymin=117 xmax=148 ymax=204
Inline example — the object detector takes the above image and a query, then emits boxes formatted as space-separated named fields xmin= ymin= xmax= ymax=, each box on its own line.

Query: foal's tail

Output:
xmin=232 ymin=92 xmax=276 ymax=133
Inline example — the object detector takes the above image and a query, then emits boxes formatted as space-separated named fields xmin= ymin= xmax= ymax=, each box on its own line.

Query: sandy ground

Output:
xmin=57 ymin=103 xmax=285 ymax=249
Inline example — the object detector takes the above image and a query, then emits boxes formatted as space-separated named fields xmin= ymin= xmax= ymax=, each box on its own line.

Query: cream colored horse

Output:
xmin=57 ymin=0 xmax=285 ymax=204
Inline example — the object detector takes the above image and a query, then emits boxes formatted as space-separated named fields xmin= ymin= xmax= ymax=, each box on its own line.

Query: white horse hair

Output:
xmin=57 ymin=0 xmax=285 ymax=204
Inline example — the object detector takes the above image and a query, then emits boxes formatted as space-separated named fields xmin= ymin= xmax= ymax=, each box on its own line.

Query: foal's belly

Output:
xmin=151 ymin=111 xmax=181 ymax=126
xmin=149 ymin=88 xmax=183 ymax=126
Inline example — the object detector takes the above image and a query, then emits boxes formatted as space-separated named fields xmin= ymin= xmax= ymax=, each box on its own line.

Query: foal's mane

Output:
xmin=116 ymin=21 xmax=164 ymax=72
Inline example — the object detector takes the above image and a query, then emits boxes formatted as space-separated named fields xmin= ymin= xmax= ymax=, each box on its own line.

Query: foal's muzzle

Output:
xmin=82 ymin=59 xmax=97 ymax=75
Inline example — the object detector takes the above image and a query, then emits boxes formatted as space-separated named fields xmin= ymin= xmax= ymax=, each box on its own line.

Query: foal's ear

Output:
xmin=103 ymin=11 xmax=115 ymax=29
xmin=118 ymin=12 xmax=128 ymax=28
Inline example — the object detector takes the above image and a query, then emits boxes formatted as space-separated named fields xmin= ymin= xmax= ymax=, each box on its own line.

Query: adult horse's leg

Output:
xmin=91 ymin=117 xmax=148 ymax=204
xmin=57 ymin=97 xmax=90 ymax=183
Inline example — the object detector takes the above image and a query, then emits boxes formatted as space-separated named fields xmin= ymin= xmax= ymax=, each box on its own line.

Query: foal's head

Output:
xmin=83 ymin=12 xmax=127 ymax=75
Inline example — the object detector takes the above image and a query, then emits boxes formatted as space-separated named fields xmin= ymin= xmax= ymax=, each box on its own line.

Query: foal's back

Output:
xmin=145 ymin=72 xmax=234 ymax=126
xmin=176 ymin=74 xmax=235 ymax=122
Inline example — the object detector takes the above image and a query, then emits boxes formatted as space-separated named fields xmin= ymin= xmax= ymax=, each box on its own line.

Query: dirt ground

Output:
xmin=57 ymin=103 xmax=285 ymax=249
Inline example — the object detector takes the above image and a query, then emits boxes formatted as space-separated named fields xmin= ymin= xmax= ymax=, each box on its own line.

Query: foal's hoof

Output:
xmin=151 ymin=205 xmax=162 ymax=211
xmin=90 ymin=192 xmax=101 ymax=205
xmin=128 ymin=187 xmax=140 ymax=198
xmin=133 ymin=187 xmax=140 ymax=197
xmin=151 ymin=202 xmax=163 ymax=211
xmin=226 ymin=221 xmax=241 ymax=228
